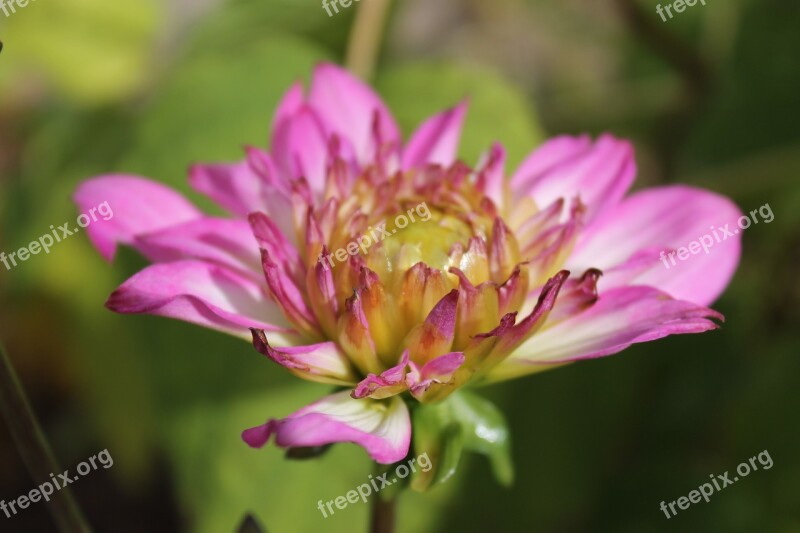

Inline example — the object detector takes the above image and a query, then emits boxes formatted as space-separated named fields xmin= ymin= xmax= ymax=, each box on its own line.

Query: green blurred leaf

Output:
xmin=0 ymin=0 xmax=161 ymax=104
xmin=165 ymin=384 xmax=374 ymax=533
xmin=411 ymin=390 xmax=513 ymax=492
xmin=377 ymin=62 xmax=544 ymax=168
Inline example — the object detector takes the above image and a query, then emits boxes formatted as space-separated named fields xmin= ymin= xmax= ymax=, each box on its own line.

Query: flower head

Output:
xmin=75 ymin=63 xmax=741 ymax=465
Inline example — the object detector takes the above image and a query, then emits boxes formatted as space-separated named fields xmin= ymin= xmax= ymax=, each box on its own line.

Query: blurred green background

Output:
xmin=1 ymin=0 xmax=798 ymax=531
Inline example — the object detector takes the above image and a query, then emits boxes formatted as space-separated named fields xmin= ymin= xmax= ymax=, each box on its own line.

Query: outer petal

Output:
xmin=489 ymin=285 xmax=723 ymax=382
xmin=251 ymin=329 xmax=357 ymax=386
xmin=74 ymin=175 xmax=202 ymax=261
xmin=401 ymin=102 xmax=468 ymax=170
xmin=106 ymin=259 xmax=295 ymax=342
xmin=189 ymin=161 xmax=265 ymax=217
xmin=309 ymin=63 xmax=401 ymax=166
xmin=189 ymin=153 xmax=297 ymax=242
xmin=271 ymin=81 xmax=305 ymax=136
xmin=134 ymin=217 xmax=261 ymax=280
xmin=510 ymin=134 xmax=635 ymax=221
xmin=271 ymin=105 xmax=330 ymax=198
xmin=567 ymin=185 xmax=743 ymax=306
xmin=242 ymin=391 xmax=411 ymax=464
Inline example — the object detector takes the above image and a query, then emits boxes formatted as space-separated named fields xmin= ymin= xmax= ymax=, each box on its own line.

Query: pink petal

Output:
xmin=493 ymin=285 xmax=723 ymax=381
xmin=545 ymin=268 xmax=602 ymax=324
xmin=352 ymin=351 xmax=410 ymax=400
xmin=259 ymin=249 xmax=320 ymax=336
xmin=244 ymin=147 xmax=297 ymax=241
xmin=134 ymin=217 xmax=261 ymax=280
xmin=106 ymin=259 xmax=295 ymax=341
xmin=510 ymin=134 xmax=635 ymax=221
xmin=477 ymin=270 xmax=569 ymax=357
xmin=271 ymin=105 xmax=330 ymax=199
xmin=404 ymin=290 xmax=459 ymax=363
xmin=407 ymin=351 xmax=465 ymax=402
xmin=248 ymin=212 xmax=304 ymax=286
xmin=73 ymin=175 xmax=202 ymax=261
xmin=309 ymin=63 xmax=401 ymax=166
xmin=567 ymin=185 xmax=743 ymax=306
xmin=271 ymin=81 xmax=305 ymax=136
xmin=475 ymin=143 xmax=507 ymax=211
xmin=401 ymin=102 xmax=468 ymax=170
xmin=510 ymin=135 xmax=592 ymax=194
xmin=188 ymin=161 xmax=264 ymax=217
xmin=250 ymin=329 xmax=357 ymax=386
xmin=242 ymin=391 xmax=411 ymax=464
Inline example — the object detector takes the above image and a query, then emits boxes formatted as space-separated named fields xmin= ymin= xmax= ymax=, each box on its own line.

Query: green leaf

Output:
xmin=411 ymin=391 xmax=513 ymax=492
xmin=377 ymin=63 xmax=544 ymax=168
xmin=0 ymin=0 xmax=161 ymax=104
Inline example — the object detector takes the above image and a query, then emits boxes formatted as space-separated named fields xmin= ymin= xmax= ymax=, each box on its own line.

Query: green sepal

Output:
xmin=410 ymin=390 xmax=513 ymax=491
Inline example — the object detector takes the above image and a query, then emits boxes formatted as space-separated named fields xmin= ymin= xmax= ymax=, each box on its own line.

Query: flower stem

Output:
xmin=0 ymin=342 xmax=90 ymax=532
xmin=345 ymin=0 xmax=393 ymax=81
xmin=369 ymin=492 xmax=397 ymax=533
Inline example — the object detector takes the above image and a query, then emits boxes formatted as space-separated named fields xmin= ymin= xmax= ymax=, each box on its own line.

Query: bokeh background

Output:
xmin=1 ymin=0 xmax=799 ymax=531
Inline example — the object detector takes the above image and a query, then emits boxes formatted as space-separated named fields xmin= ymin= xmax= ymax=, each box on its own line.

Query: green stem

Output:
xmin=345 ymin=0 xmax=393 ymax=81
xmin=0 ymin=343 xmax=90 ymax=532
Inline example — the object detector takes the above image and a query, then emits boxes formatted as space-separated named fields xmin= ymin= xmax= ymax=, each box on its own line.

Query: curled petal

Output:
xmin=545 ymin=268 xmax=602 ymax=324
xmin=352 ymin=351 xmax=410 ymax=400
xmin=106 ymin=259 xmax=295 ymax=342
xmin=399 ymin=263 xmax=455 ymax=327
xmin=260 ymin=250 xmax=320 ymax=337
xmin=338 ymin=289 xmax=382 ymax=375
xmin=496 ymin=265 xmax=530 ymax=316
xmin=491 ymin=285 xmax=724 ymax=382
xmin=567 ymin=185 xmax=742 ymax=306
xmin=242 ymin=391 xmax=411 ymax=464
xmin=358 ymin=268 xmax=404 ymax=367
xmin=464 ymin=270 xmax=569 ymax=380
xmin=449 ymin=268 xmax=500 ymax=349
xmin=404 ymin=289 xmax=459 ymax=364
xmin=305 ymin=246 xmax=340 ymax=337
xmin=249 ymin=212 xmax=304 ymax=286
xmin=74 ymin=175 xmax=201 ymax=261
xmin=407 ymin=351 xmax=466 ymax=403
xmin=250 ymin=329 xmax=356 ymax=386
xmin=489 ymin=217 xmax=521 ymax=281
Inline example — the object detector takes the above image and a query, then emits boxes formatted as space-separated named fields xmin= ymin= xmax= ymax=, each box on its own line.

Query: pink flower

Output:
xmin=74 ymin=63 xmax=741 ymax=465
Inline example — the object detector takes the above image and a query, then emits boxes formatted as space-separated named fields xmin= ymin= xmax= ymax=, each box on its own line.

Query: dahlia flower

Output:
xmin=74 ymin=63 xmax=741 ymax=469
